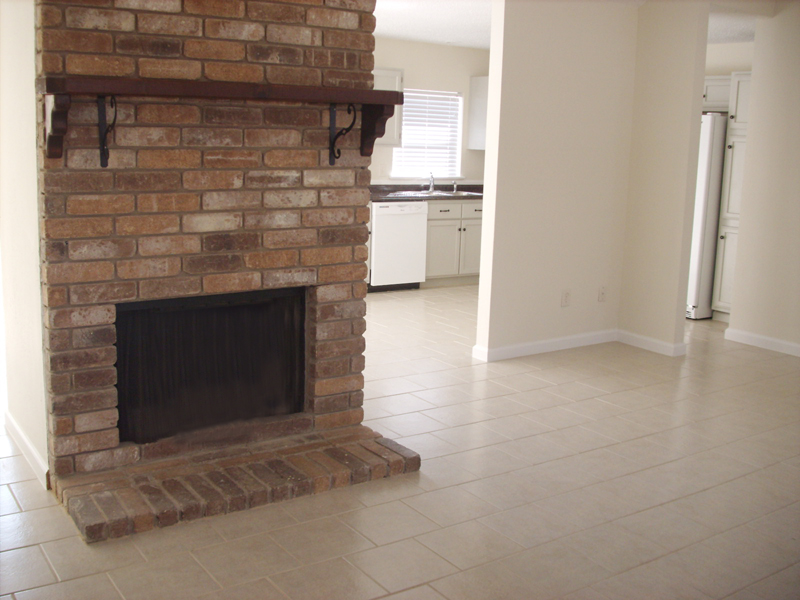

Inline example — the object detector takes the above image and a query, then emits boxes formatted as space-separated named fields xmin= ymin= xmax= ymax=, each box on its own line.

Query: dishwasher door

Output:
xmin=370 ymin=201 xmax=428 ymax=287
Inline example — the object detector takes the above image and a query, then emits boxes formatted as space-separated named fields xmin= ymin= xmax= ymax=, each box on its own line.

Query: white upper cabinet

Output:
xmin=373 ymin=68 xmax=403 ymax=147
xmin=467 ymin=76 xmax=488 ymax=150
xmin=727 ymin=72 xmax=751 ymax=130
xmin=703 ymin=76 xmax=731 ymax=111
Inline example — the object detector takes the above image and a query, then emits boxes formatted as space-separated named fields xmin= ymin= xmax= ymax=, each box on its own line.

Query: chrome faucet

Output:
xmin=453 ymin=181 xmax=458 ymax=193
xmin=429 ymin=172 xmax=435 ymax=192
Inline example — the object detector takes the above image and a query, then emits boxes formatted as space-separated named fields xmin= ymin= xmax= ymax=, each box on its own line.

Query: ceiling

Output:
xmin=373 ymin=0 xmax=757 ymax=49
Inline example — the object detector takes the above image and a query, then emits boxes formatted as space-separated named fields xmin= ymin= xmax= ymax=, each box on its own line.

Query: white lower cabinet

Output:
xmin=712 ymin=225 xmax=738 ymax=313
xmin=426 ymin=219 xmax=462 ymax=277
xmin=426 ymin=201 xmax=482 ymax=278
xmin=459 ymin=220 xmax=482 ymax=275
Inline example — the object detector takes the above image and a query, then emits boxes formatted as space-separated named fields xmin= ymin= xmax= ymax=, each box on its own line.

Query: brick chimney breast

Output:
xmin=36 ymin=0 xmax=387 ymax=497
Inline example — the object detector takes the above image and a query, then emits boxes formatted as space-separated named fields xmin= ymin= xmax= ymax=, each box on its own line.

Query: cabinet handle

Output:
xmin=728 ymin=145 xmax=732 ymax=149
xmin=475 ymin=209 xmax=482 ymax=212
xmin=730 ymin=115 xmax=735 ymax=119
xmin=441 ymin=209 xmax=450 ymax=213
xmin=720 ymin=235 xmax=725 ymax=239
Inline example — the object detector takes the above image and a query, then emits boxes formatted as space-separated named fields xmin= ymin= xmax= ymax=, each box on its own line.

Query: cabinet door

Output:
xmin=467 ymin=76 xmax=489 ymax=150
xmin=703 ymin=76 xmax=730 ymax=111
xmin=719 ymin=135 xmax=747 ymax=222
xmin=712 ymin=225 xmax=738 ymax=313
xmin=426 ymin=219 xmax=461 ymax=277
xmin=373 ymin=68 xmax=403 ymax=146
xmin=728 ymin=72 xmax=751 ymax=130
xmin=428 ymin=201 xmax=462 ymax=220
xmin=459 ymin=220 xmax=482 ymax=275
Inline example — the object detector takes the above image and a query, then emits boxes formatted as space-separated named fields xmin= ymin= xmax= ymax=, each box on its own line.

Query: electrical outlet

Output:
xmin=598 ymin=286 xmax=606 ymax=302
xmin=561 ymin=290 xmax=571 ymax=307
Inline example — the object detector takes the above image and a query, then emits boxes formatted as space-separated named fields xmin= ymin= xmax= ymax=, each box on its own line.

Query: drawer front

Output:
xmin=461 ymin=202 xmax=483 ymax=219
xmin=428 ymin=202 xmax=462 ymax=220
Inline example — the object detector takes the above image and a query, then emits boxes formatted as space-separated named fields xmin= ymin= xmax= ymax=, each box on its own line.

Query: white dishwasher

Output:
xmin=369 ymin=201 xmax=428 ymax=287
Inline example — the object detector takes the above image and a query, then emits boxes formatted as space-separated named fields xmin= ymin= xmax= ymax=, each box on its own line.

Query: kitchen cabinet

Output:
xmin=712 ymin=224 xmax=738 ymax=313
xmin=719 ymin=134 xmax=747 ymax=221
xmin=711 ymin=72 xmax=750 ymax=314
xmin=703 ymin=76 xmax=731 ymax=111
xmin=373 ymin=68 xmax=403 ymax=147
xmin=727 ymin=72 xmax=751 ymax=131
xmin=426 ymin=201 xmax=482 ymax=277
xmin=467 ymin=76 xmax=488 ymax=150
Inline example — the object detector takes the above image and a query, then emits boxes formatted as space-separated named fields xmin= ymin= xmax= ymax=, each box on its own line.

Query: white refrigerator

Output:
xmin=686 ymin=113 xmax=727 ymax=319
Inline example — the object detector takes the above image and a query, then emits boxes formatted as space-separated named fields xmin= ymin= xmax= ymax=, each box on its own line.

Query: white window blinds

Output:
xmin=392 ymin=89 xmax=463 ymax=178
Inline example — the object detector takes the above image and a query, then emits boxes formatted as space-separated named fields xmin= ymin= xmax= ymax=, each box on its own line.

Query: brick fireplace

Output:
xmin=35 ymin=0 xmax=418 ymax=541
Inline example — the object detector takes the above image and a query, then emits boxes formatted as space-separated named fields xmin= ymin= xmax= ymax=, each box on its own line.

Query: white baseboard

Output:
xmin=617 ymin=330 xmax=687 ymax=357
xmin=472 ymin=329 xmax=619 ymax=362
xmin=4 ymin=411 xmax=48 ymax=488
xmin=712 ymin=311 xmax=730 ymax=323
xmin=725 ymin=328 xmax=800 ymax=357
xmin=473 ymin=328 xmax=689 ymax=362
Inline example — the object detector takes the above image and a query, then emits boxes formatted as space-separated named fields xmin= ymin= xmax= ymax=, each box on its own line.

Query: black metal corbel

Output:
xmin=329 ymin=103 xmax=357 ymax=166
xmin=97 ymin=95 xmax=117 ymax=168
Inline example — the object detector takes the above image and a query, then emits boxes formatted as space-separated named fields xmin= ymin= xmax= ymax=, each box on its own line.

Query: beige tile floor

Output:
xmin=1 ymin=284 xmax=799 ymax=599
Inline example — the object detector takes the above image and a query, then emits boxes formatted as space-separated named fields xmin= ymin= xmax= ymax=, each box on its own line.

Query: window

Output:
xmin=392 ymin=89 xmax=463 ymax=178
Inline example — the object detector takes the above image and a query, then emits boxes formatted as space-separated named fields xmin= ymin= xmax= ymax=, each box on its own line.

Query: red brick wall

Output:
xmin=36 ymin=0 xmax=376 ymax=482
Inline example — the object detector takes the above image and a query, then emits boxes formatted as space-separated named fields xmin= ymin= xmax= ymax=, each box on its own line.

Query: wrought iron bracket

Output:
xmin=329 ymin=103 xmax=357 ymax=166
xmin=97 ymin=95 xmax=117 ymax=168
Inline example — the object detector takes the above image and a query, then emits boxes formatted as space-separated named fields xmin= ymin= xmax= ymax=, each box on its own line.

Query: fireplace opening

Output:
xmin=116 ymin=288 xmax=306 ymax=444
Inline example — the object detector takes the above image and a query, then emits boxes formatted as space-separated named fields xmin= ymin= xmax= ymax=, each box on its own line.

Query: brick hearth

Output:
xmin=59 ymin=425 xmax=419 ymax=542
xmin=35 ymin=0 xmax=418 ymax=540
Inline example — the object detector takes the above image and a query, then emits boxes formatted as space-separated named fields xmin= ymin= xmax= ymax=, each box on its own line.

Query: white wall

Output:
xmin=371 ymin=37 xmax=490 ymax=184
xmin=0 ymin=0 xmax=49 ymax=484
xmin=726 ymin=1 xmax=800 ymax=356
xmin=705 ymin=42 xmax=754 ymax=75
xmin=618 ymin=1 xmax=710 ymax=355
xmin=477 ymin=0 xmax=710 ymax=361
xmin=476 ymin=0 xmax=638 ymax=360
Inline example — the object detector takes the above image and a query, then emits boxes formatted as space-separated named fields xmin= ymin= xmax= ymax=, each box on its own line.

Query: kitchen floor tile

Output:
xmin=270 ymin=558 xmax=386 ymax=600
xmin=42 ymin=535 xmax=144 ymax=581
xmin=348 ymin=538 xmax=458 ymax=593
xmin=415 ymin=520 xmax=523 ymax=570
xmin=0 ymin=546 xmax=57 ymax=595
xmin=4 ymin=285 xmax=799 ymax=600
xmin=269 ymin=517 xmax=374 ymax=564
xmin=338 ymin=500 xmax=440 ymax=546
xmin=402 ymin=487 xmax=497 ymax=527
xmin=8 ymin=480 xmax=58 ymax=511
xmin=109 ymin=552 xmax=221 ymax=600
xmin=0 ymin=505 xmax=79 ymax=551
xmin=191 ymin=534 xmax=299 ymax=589
xmin=197 ymin=578 xmax=287 ymax=600
xmin=13 ymin=574 xmax=123 ymax=600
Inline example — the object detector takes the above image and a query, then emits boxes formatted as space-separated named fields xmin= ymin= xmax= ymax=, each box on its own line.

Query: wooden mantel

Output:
xmin=38 ymin=76 xmax=403 ymax=162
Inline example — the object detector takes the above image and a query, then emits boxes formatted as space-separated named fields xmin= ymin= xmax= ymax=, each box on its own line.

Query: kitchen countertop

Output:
xmin=370 ymin=184 xmax=483 ymax=202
